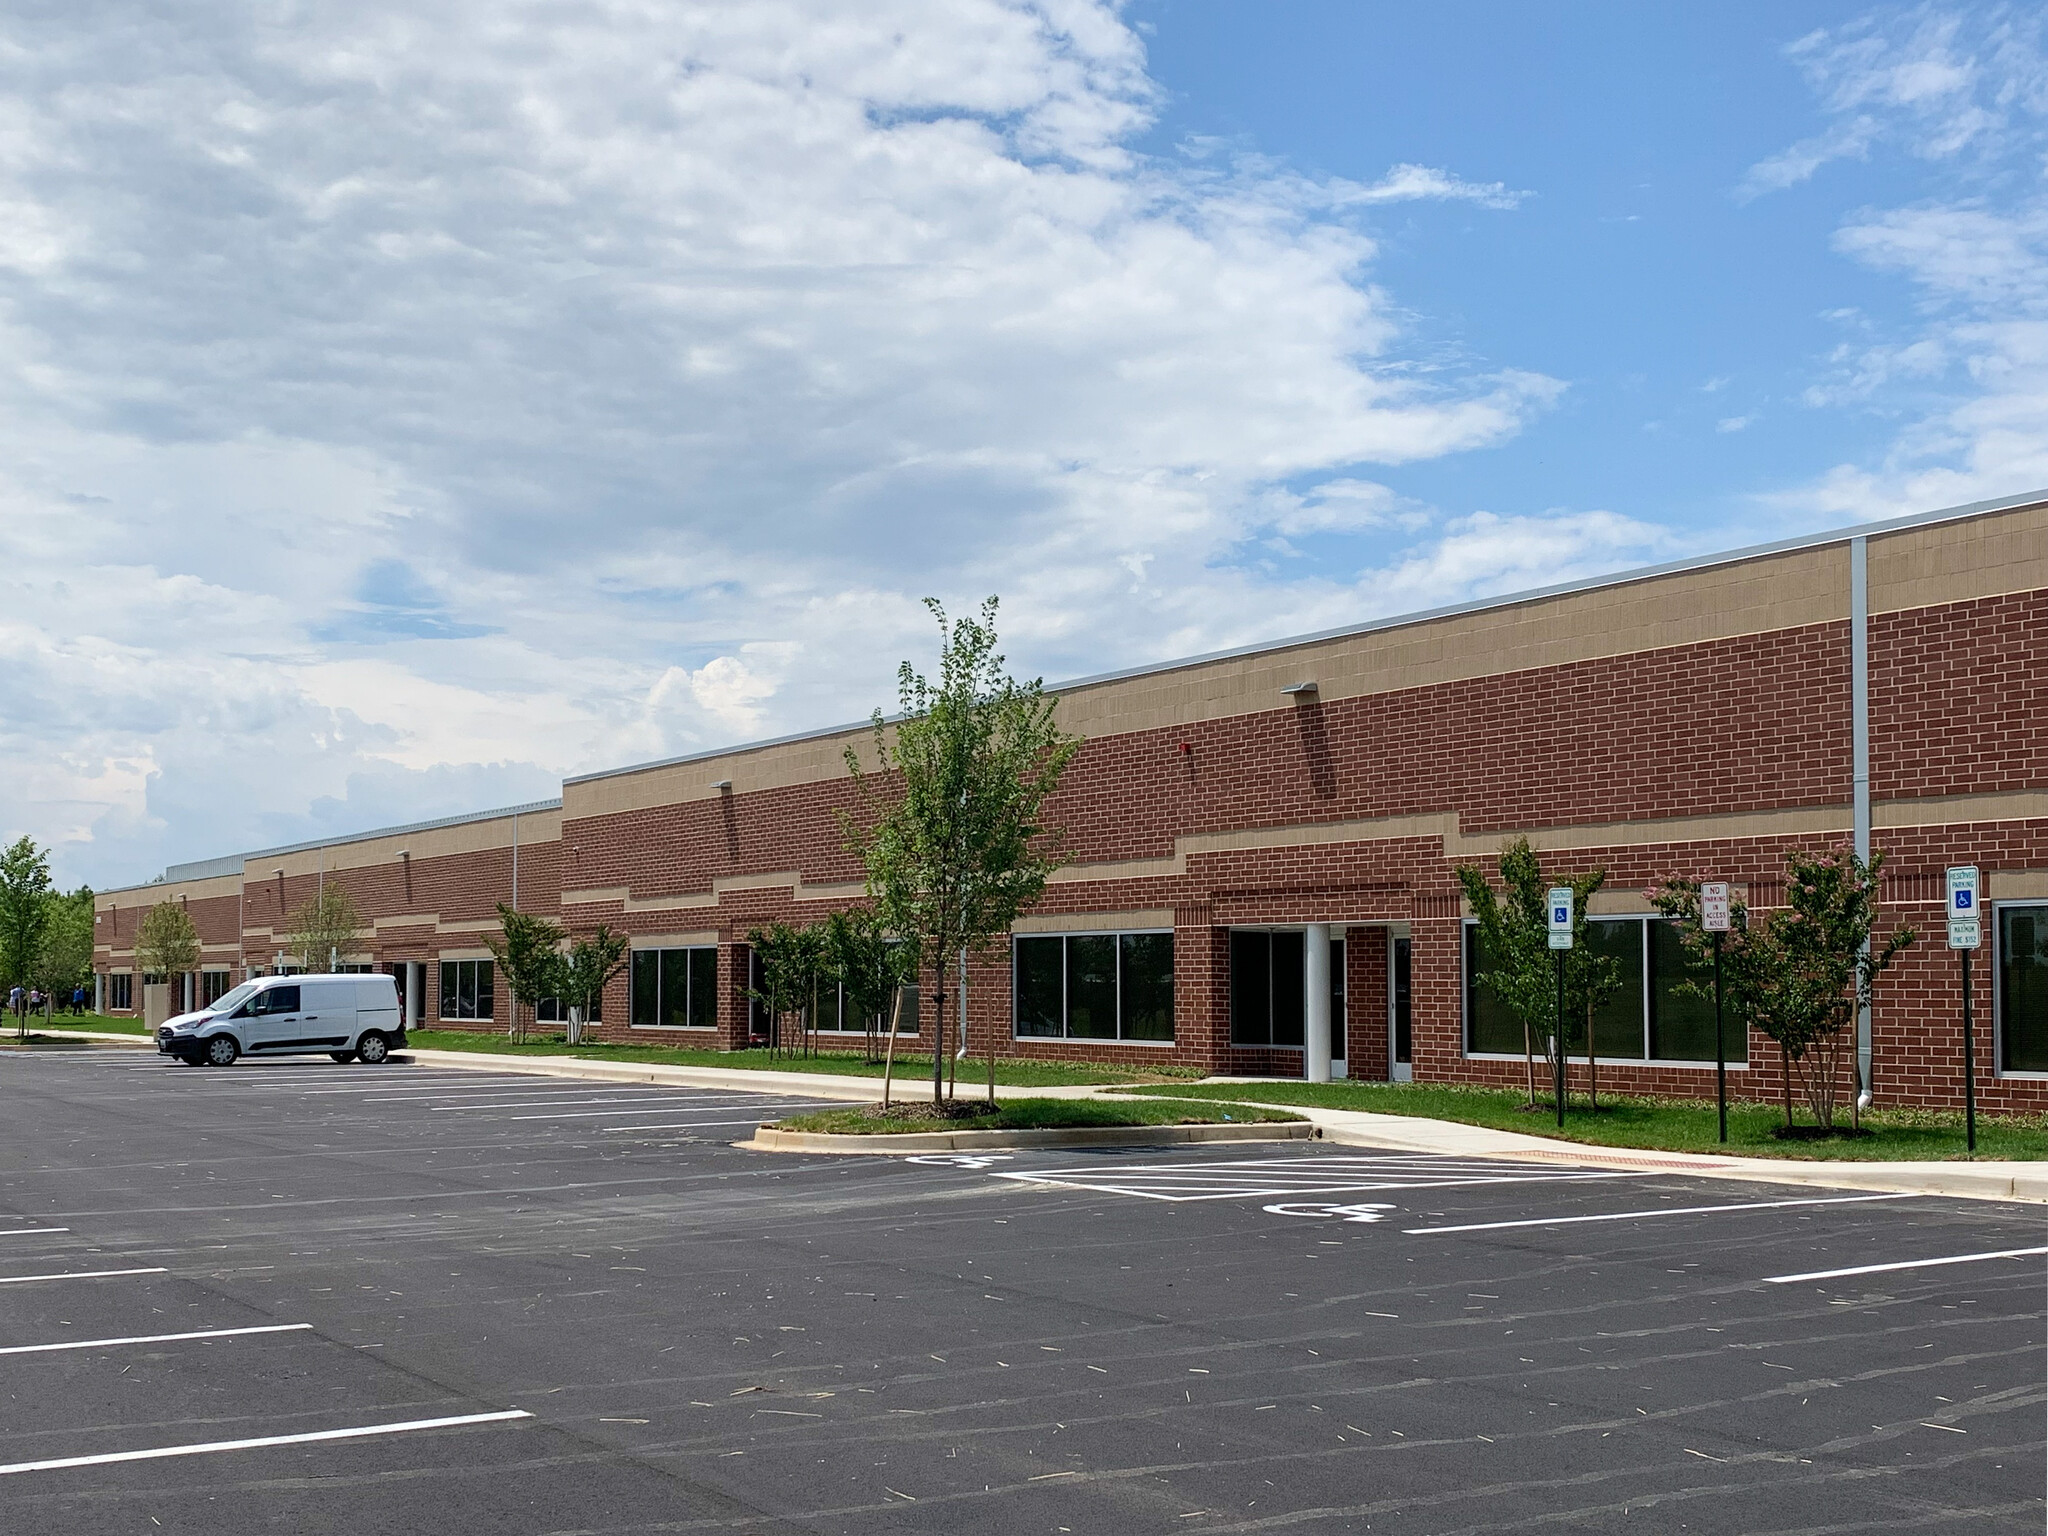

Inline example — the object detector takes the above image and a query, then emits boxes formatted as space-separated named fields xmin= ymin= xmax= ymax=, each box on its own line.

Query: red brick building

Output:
xmin=97 ymin=493 xmax=2048 ymax=1111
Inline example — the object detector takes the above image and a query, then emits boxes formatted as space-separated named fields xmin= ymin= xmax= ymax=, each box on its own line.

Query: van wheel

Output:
xmin=355 ymin=1033 xmax=390 ymax=1065
xmin=328 ymin=1052 xmax=353 ymax=1063
xmin=203 ymin=1035 xmax=240 ymax=1068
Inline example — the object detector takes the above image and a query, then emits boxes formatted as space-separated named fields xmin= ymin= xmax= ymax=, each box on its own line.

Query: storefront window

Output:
xmin=1013 ymin=931 xmax=1175 ymax=1043
xmin=1999 ymin=905 xmax=2048 ymax=1073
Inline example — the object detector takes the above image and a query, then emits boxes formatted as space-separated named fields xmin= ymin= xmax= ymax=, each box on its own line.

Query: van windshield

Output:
xmin=210 ymin=981 xmax=260 ymax=1014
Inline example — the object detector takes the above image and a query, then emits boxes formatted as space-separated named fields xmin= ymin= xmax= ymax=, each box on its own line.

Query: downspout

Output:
xmin=1851 ymin=535 xmax=1873 ymax=1109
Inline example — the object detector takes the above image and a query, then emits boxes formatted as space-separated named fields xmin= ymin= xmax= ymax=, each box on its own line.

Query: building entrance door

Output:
xmin=1390 ymin=934 xmax=1412 ymax=1082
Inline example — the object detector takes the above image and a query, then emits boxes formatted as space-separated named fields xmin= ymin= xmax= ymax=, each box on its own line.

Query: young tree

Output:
xmin=486 ymin=905 xmax=567 ymax=1042
xmin=747 ymin=922 xmax=829 ymax=1058
xmin=136 ymin=901 xmax=202 ymax=1027
xmin=286 ymin=884 xmax=366 ymax=972
xmin=32 ymin=888 xmax=96 ymax=1015
xmin=843 ymin=598 xmax=1081 ymax=1105
xmin=0 ymin=837 xmax=53 ymax=1019
xmin=823 ymin=906 xmax=912 ymax=1066
xmin=558 ymin=924 xmax=629 ymax=1043
xmin=1454 ymin=838 xmax=1624 ymax=1109
xmin=1652 ymin=845 xmax=1913 ymax=1132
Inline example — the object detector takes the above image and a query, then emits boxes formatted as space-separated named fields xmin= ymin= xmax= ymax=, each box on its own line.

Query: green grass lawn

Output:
xmin=772 ymin=1097 xmax=1304 ymax=1135
xmin=1122 ymin=1079 xmax=2048 ymax=1161
xmin=404 ymin=1030 xmax=1204 ymax=1087
xmin=19 ymin=1012 xmax=148 ymax=1036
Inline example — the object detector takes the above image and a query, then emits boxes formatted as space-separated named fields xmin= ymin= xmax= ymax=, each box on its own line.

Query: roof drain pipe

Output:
xmin=1851 ymin=535 xmax=1873 ymax=1113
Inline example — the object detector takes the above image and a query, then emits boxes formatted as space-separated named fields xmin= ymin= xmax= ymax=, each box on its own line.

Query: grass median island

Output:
xmin=771 ymin=1097 xmax=1305 ymax=1136
xmin=404 ymin=1030 xmax=1203 ymax=1088
xmin=19 ymin=1013 xmax=148 ymax=1036
xmin=1123 ymin=1080 xmax=2048 ymax=1161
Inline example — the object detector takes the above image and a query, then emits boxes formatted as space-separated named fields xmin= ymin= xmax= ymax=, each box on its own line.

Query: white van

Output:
xmin=157 ymin=973 xmax=406 ymax=1068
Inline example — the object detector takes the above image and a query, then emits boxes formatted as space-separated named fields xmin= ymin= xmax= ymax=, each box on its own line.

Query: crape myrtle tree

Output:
xmin=0 ymin=837 xmax=54 ymax=1034
xmin=557 ymin=924 xmax=629 ymax=1043
xmin=286 ymin=885 xmax=366 ymax=973
xmin=137 ymin=900 xmax=202 ymax=1028
xmin=823 ymin=905 xmax=914 ymax=1069
xmin=1454 ymin=838 xmax=1625 ymax=1110
xmin=1650 ymin=845 xmax=1913 ymax=1133
xmin=487 ymin=905 xmax=566 ymax=1043
xmin=843 ymin=597 xmax=1081 ymax=1107
xmin=747 ymin=921 xmax=830 ymax=1058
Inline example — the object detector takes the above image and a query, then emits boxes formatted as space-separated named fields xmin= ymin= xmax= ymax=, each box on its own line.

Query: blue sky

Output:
xmin=2 ymin=2 xmax=2042 ymax=888
xmin=1131 ymin=0 xmax=2030 ymax=546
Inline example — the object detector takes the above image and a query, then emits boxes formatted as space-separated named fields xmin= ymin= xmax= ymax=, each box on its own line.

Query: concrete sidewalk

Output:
xmin=324 ymin=1048 xmax=2048 ymax=1205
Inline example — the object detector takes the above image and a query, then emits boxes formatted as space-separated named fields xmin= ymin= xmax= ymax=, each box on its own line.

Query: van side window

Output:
xmin=260 ymin=985 xmax=301 ymax=1015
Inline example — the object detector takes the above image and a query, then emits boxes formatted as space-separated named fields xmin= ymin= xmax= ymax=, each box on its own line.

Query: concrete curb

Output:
xmin=743 ymin=1120 xmax=1314 ymax=1155
xmin=1216 ymin=1101 xmax=2048 ymax=1204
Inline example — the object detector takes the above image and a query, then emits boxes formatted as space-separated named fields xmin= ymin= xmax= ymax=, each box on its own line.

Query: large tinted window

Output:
xmin=1229 ymin=931 xmax=1334 ymax=1048
xmin=1647 ymin=920 xmax=1741 ymax=1061
xmin=1463 ymin=926 xmax=1525 ymax=1055
xmin=1067 ymin=935 xmax=1118 ymax=1039
xmin=1585 ymin=920 xmax=1646 ymax=1059
xmin=438 ymin=961 xmax=493 ymax=1021
xmin=631 ymin=946 xmax=718 ymax=1029
xmin=1014 ymin=937 xmax=1063 ymax=1037
xmin=2000 ymin=906 xmax=2048 ymax=1073
xmin=1011 ymin=931 xmax=1175 ymax=1043
xmin=1120 ymin=933 xmax=1175 ymax=1041
xmin=1230 ymin=931 xmax=1271 ymax=1045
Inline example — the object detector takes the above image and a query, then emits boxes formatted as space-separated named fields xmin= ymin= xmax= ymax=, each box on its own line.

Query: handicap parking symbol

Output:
xmin=1263 ymin=1201 xmax=1397 ymax=1224
xmin=905 ymin=1153 xmax=1015 ymax=1170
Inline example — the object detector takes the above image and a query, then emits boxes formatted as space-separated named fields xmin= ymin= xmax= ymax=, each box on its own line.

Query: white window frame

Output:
xmin=1011 ymin=928 xmax=1175 ymax=1046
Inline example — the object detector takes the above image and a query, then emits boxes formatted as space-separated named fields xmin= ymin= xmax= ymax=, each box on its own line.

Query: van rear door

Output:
xmin=356 ymin=976 xmax=401 ymax=1035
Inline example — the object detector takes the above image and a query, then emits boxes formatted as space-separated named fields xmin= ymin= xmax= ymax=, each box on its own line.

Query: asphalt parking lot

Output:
xmin=0 ymin=1049 xmax=2040 ymax=1534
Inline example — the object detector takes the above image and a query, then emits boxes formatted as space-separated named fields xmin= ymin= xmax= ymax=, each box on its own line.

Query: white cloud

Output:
xmin=1759 ymin=8 xmax=2048 ymax=523
xmin=1340 ymin=163 xmax=1528 ymax=210
xmin=1716 ymin=416 xmax=1754 ymax=433
xmin=0 ymin=1 xmax=1577 ymax=888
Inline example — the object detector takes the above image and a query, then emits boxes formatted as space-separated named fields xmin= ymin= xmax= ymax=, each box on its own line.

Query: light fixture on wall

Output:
xmin=711 ymin=779 xmax=732 ymax=791
xmin=1281 ymin=681 xmax=1319 ymax=697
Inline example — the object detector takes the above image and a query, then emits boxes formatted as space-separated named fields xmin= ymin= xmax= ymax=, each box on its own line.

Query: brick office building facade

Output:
xmin=96 ymin=493 xmax=2048 ymax=1112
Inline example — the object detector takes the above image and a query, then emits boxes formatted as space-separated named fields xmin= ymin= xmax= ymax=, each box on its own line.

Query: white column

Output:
xmin=406 ymin=963 xmax=423 ymax=1032
xmin=93 ymin=973 xmax=103 ymax=1014
xmin=1303 ymin=924 xmax=1332 ymax=1083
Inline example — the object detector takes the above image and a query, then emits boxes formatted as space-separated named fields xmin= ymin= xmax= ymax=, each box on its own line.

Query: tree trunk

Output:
xmin=1585 ymin=1000 xmax=1598 ymax=1111
xmin=1780 ymin=1050 xmax=1795 ymax=1130
xmin=881 ymin=989 xmax=903 ymax=1110
xmin=931 ymin=972 xmax=947 ymax=1105
xmin=1521 ymin=1020 xmax=1536 ymax=1108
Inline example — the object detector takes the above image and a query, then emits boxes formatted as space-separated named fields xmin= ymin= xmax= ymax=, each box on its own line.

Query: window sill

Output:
xmin=624 ymin=1023 xmax=716 ymax=1031
xmin=1013 ymin=1034 xmax=1177 ymax=1047
xmin=1462 ymin=1050 xmax=1748 ymax=1070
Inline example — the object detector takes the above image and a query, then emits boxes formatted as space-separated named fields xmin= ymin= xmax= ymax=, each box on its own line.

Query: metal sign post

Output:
xmin=1702 ymin=882 xmax=1731 ymax=1144
xmin=1946 ymin=866 xmax=1980 ymax=1153
xmin=1548 ymin=887 xmax=1573 ymax=1127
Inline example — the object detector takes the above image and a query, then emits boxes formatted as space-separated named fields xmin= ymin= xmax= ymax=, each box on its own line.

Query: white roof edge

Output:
xmin=566 ymin=485 xmax=2048 ymax=791
xmin=100 ymin=798 xmax=565 ymax=898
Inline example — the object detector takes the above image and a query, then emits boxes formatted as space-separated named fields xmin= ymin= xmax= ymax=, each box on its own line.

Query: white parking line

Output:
xmin=0 ymin=1268 xmax=166 ymax=1286
xmin=992 ymin=1155 xmax=1652 ymax=1203
xmin=1763 ymin=1245 xmax=2048 ymax=1284
xmin=601 ymin=1119 xmax=786 ymax=1132
xmin=430 ymin=1097 xmax=823 ymax=1122
xmin=1406 ymin=1193 xmax=1917 ymax=1234
xmin=0 ymin=1323 xmax=314 ymax=1357
xmin=0 ymin=1408 xmax=534 ymax=1476
xmin=510 ymin=1105 xmax=830 ymax=1123
xmin=0 ymin=1228 xmax=68 ymax=1238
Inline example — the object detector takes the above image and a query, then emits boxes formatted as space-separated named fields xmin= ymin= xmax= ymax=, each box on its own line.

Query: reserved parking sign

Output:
xmin=1946 ymin=865 xmax=1980 ymax=950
